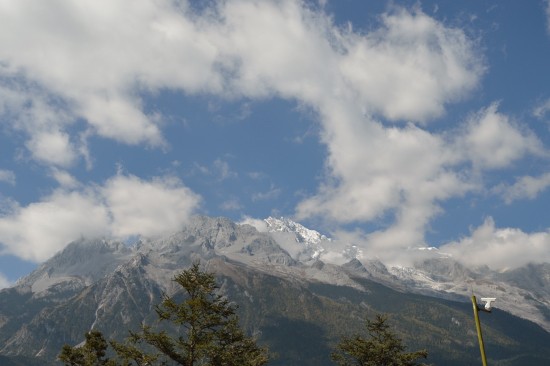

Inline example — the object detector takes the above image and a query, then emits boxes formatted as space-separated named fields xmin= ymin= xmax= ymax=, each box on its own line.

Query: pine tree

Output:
xmin=331 ymin=314 xmax=428 ymax=366
xmin=59 ymin=330 xmax=117 ymax=366
xmin=59 ymin=262 xmax=268 ymax=366
xmin=128 ymin=262 xmax=269 ymax=365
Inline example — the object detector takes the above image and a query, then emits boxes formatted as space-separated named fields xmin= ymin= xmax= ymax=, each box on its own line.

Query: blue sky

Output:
xmin=1 ymin=0 xmax=550 ymax=286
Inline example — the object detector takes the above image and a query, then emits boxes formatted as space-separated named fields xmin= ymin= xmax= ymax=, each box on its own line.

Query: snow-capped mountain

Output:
xmin=263 ymin=216 xmax=329 ymax=261
xmin=387 ymin=257 xmax=550 ymax=332
xmin=264 ymin=217 xmax=329 ymax=246
xmin=16 ymin=238 xmax=133 ymax=297
xmin=262 ymin=216 xmax=364 ymax=263
xmin=261 ymin=217 xmax=550 ymax=333
xmin=1 ymin=216 xmax=550 ymax=365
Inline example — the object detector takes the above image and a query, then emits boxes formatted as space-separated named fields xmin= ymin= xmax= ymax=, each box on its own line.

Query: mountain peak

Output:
xmin=263 ymin=217 xmax=329 ymax=261
xmin=16 ymin=238 xmax=134 ymax=294
xmin=264 ymin=217 xmax=330 ymax=244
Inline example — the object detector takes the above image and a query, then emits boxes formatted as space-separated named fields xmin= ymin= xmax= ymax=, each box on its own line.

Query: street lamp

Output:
xmin=471 ymin=296 xmax=496 ymax=366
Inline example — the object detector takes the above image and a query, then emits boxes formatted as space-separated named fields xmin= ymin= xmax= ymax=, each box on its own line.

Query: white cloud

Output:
xmin=201 ymin=1 xmax=484 ymax=252
xmin=213 ymin=159 xmax=237 ymax=181
xmin=533 ymin=98 xmax=550 ymax=119
xmin=193 ymin=162 xmax=210 ymax=176
xmin=26 ymin=130 xmax=77 ymax=167
xmin=0 ymin=1 xmax=484 ymax=168
xmin=103 ymin=175 xmax=200 ymax=238
xmin=0 ymin=0 xmax=211 ymax=163
xmin=0 ymin=84 xmax=78 ymax=167
xmin=217 ymin=0 xmax=339 ymax=101
xmin=458 ymin=103 xmax=544 ymax=170
xmin=224 ymin=3 xmax=485 ymax=252
xmin=4 ymin=0 xmax=544 ymax=265
xmin=220 ymin=198 xmax=242 ymax=211
xmin=495 ymin=173 xmax=550 ymax=204
xmin=296 ymin=111 xmax=472 ymax=250
xmin=193 ymin=159 xmax=237 ymax=181
xmin=79 ymin=94 xmax=164 ymax=146
xmin=339 ymin=7 xmax=483 ymax=122
xmin=0 ymin=272 xmax=10 ymax=289
xmin=440 ymin=218 xmax=550 ymax=269
xmin=0 ymin=174 xmax=200 ymax=262
xmin=50 ymin=168 xmax=79 ymax=189
xmin=0 ymin=189 xmax=110 ymax=261
xmin=0 ymin=169 xmax=15 ymax=185
xmin=247 ymin=172 xmax=266 ymax=180
xmin=238 ymin=216 xmax=268 ymax=232
xmin=252 ymin=184 xmax=281 ymax=202
xmin=295 ymin=105 xmax=543 ymax=253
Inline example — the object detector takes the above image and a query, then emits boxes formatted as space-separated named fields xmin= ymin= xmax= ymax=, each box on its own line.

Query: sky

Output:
xmin=1 ymin=0 xmax=550 ymax=286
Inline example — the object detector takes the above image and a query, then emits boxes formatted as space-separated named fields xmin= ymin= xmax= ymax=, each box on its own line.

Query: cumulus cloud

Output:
xmin=0 ymin=169 xmax=15 ymax=185
xmin=297 ymin=103 xmax=543 ymax=254
xmin=50 ymin=168 xmax=79 ymax=189
xmin=440 ymin=218 xmax=550 ymax=269
xmin=0 ymin=1 xmax=483 ymax=167
xmin=26 ymin=130 xmax=77 ymax=167
xmin=268 ymin=5 xmax=485 ymax=251
xmin=296 ymin=107 xmax=474 ymax=250
xmin=103 ymin=175 xmax=200 ymax=238
xmin=458 ymin=103 xmax=544 ymax=170
xmin=238 ymin=216 xmax=268 ymax=232
xmin=0 ymin=189 xmax=110 ymax=261
xmin=494 ymin=173 xmax=550 ymax=204
xmin=0 ymin=0 xmax=203 ymax=163
xmin=0 ymin=174 xmax=200 ymax=262
xmin=2 ymin=0 xmax=544 ymax=268
xmin=338 ymin=7 xmax=483 ymax=122
xmin=0 ymin=84 xmax=78 ymax=167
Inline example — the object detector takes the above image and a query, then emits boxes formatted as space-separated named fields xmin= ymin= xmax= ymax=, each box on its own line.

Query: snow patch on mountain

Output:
xmin=262 ymin=217 xmax=328 ymax=262
xmin=260 ymin=216 xmax=365 ymax=265
xmin=264 ymin=217 xmax=330 ymax=246
xmin=384 ymin=258 xmax=550 ymax=331
xmin=6 ymin=215 xmax=550 ymax=333
xmin=17 ymin=238 xmax=134 ymax=295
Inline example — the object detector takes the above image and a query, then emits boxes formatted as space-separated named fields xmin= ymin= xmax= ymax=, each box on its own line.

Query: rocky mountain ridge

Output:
xmin=0 ymin=216 xmax=549 ymax=365
xmin=261 ymin=217 xmax=550 ymax=332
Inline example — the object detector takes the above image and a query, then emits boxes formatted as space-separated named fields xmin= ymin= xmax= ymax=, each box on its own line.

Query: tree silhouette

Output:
xmin=59 ymin=330 xmax=116 ymax=366
xmin=59 ymin=263 xmax=268 ymax=366
xmin=331 ymin=314 xmax=428 ymax=366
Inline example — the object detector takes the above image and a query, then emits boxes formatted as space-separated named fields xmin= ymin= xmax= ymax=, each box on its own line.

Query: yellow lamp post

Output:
xmin=471 ymin=295 xmax=496 ymax=366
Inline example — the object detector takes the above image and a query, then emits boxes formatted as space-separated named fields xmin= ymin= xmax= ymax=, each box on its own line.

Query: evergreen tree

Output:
xmin=59 ymin=263 xmax=268 ymax=366
xmin=331 ymin=314 xmax=428 ymax=366
xmin=59 ymin=330 xmax=117 ymax=366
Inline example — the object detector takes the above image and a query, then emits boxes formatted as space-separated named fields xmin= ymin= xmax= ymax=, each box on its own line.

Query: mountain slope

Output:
xmin=0 ymin=216 xmax=549 ymax=365
xmin=262 ymin=217 xmax=550 ymax=332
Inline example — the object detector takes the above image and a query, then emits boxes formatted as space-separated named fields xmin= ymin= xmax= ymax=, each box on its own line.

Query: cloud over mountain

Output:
xmin=0 ymin=174 xmax=200 ymax=261
xmin=440 ymin=218 xmax=550 ymax=269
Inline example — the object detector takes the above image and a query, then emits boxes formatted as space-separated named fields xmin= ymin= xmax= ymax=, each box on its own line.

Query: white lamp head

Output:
xmin=481 ymin=297 xmax=496 ymax=311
